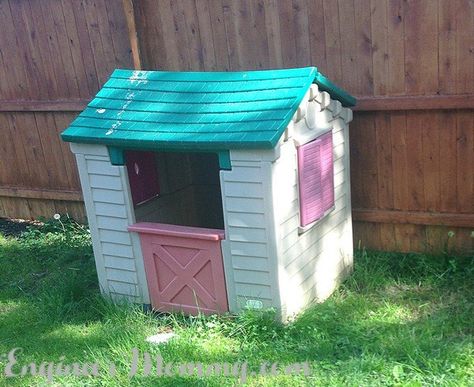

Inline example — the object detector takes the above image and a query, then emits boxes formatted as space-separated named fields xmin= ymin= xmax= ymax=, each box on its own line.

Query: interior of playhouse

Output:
xmin=125 ymin=150 xmax=225 ymax=230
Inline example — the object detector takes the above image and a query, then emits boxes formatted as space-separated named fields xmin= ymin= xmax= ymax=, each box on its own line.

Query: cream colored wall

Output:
xmin=70 ymin=143 xmax=150 ymax=304
xmin=220 ymin=86 xmax=354 ymax=320
xmin=219 ymin=147 xmax=282 ymax=315
xmin=274 ymin=86 xmax=354 ymax=320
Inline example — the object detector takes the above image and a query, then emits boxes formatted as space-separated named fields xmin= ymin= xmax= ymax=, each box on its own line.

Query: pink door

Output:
xmin=128 ymin=222 xmax=228 ymax=315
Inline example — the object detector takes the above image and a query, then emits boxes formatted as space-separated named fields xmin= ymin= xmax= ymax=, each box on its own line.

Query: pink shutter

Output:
xmin=297 ymin=131 xmax=334 ymax=227
xmin=125 ymin=151 xmax=160 ymax=205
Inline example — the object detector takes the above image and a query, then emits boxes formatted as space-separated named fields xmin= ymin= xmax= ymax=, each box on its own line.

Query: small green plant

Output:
xmin=17 ymin=214 xmax=92 ymax=264
xmin=21 ymin=213 xmax=90 ymax=243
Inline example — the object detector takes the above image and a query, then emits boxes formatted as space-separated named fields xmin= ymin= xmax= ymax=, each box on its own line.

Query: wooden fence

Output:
xmin=0 ymin=0 xmax=473 ymax=253
xmin=0 ymin=0 xmax=132 ymax=220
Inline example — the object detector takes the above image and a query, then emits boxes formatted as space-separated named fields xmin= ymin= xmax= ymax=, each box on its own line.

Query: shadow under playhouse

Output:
xmin=61 ymin=67 xmax=356 ymax=320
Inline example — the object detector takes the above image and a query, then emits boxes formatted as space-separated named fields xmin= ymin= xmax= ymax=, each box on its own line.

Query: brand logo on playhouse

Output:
xmin=2 ymin=347 xmax=311 ymax=383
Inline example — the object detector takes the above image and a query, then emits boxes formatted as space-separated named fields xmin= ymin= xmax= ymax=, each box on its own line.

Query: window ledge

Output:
xmin=298 ymin=205 xmax=336 ymax=235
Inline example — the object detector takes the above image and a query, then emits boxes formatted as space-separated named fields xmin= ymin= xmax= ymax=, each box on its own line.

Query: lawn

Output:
xmin=0 ymin=217 xmax=472 ymax=386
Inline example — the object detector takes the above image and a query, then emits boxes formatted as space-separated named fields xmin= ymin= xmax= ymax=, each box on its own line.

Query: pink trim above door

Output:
xmin=129 ymin=222 xmax=225 ymax=241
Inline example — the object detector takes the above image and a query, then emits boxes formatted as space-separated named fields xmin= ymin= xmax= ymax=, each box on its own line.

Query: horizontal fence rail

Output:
xmin=2 ymin=94 xmax=474 ymax=113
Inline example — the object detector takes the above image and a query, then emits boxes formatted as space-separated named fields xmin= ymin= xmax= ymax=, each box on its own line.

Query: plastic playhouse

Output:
xmin=61 ymin=67 xmax=356 ymax=320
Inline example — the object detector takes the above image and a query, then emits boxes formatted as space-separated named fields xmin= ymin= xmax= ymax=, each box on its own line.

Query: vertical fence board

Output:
xmin=322 ymin=0 xmax=343 ymax=84
xmin=438 ymin=112 xmax=458 ymax=212
xmin=404 ymin=0 xmax=439 ymax=95
xmin=371 ymin=0 xmax=389 ymax=96
xmin=405 ymin=112 xmax=425 ymax=211
xmin=8 ymin=0 xmax=49 ymax=99
xmin=390 ymin=112 xmax=409 ymax=210
xmin=34 ymin=113 xmax=70 ymax=189
xmin=182 ymin=0 xmax=205 ymax=71
xmin=456 ymin=0 xmax=474 ymax=94
xmin=60 ymin=0 xmax=98 ymax=96
xmin=52 ymin=112 xmax=82 ymax=190
xmin=339 ymin=0 xmax=358 ymax=93
xmin=66 ymin=0 xmax=101 ymax=93
xmin=456 ymin=111 xmax=474 ymax=213
xmin=82 ymin=0 xmax=112 ymax=84
xmin=375 ymin=112 xmax=393 ymax=209
xmin=292 ymin=0 xmax=310 ymax=67
xmin=278 ymin=0 xmax=297 ymax=68
xmin=195 ymin=0 xmax=217 ymax=71
xmin=421 ymin=112 xmax=441 ymax=211
xmin=438 ymin=0 xmax=457 ymax=94
xmin=208 ymin=0 xmax=231 ymax=70
xmin=0 ymin=1 xmax=29 ymax=98
xmin=36 ymin=0 xmax=76 ymax=98
xmin=252 ymin=0 xmax=272 ymax=68
xmin=387 ymin=0 xmax=405 ymax=95
xmin=350 ymin=113 xmax=378 ymax=209
xmin=307 ymin=0 xmax=326 ymax=72
xmin=104 ymin=0 xmax=133 ymax=67
xmin=354 ymin=0 xmax=373 ymax=95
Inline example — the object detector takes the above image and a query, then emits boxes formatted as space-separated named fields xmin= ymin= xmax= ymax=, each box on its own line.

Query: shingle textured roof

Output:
xmin=61 ymin=67 xmax=355 ymax=150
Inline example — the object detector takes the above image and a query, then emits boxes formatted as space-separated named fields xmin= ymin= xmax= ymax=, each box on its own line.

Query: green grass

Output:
xmin=0 ymin=217 xmax=473 ymax=386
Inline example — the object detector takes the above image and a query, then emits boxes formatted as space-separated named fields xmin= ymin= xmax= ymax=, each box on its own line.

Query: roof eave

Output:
xmin=313 ymin=72 xmax=357 ymax=107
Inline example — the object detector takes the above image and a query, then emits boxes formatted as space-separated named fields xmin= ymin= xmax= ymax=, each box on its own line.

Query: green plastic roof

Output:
xmin=61 ymin=67 xmax=355 ymax=150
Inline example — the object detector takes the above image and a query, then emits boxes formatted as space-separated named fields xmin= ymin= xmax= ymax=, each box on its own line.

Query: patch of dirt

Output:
xmin=0 ymin=218 xmax=43 ymax=237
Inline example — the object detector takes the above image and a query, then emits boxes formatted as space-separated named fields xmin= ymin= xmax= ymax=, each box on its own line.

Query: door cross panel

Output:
xmin=135 ymin=227 xmax=228 ymax=315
